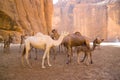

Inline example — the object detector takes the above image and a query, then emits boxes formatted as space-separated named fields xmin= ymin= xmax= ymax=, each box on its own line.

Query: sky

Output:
xmin=53 ymin=0 xmax=58 ymax=4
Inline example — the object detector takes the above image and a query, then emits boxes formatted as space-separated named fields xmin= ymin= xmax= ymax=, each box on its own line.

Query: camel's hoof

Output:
xmin=77 ymin=62 xmax=80 ymax=65
xmin=28 ymin=65 xmax=32 ymax=69
xmin=84 ymin=63 xmax=89 ymax=66
xmin=22 ymin=64 xmax=26 ymax=68
xmin=42 ymin=66 xmax=46 ymax=69
xmin=48 ymin=64 xmax=52 ymax=67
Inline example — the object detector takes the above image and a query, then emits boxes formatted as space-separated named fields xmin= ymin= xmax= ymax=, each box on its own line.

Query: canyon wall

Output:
xmin=73 ymin=4 xmax=108 ymax=40
xmin=107 ymin=3 xmax=120 ymax=41
xmin=53 ymin=0 xmax=120 ymax=41
xmin=0 ymin=0 xmax=53 ymax=35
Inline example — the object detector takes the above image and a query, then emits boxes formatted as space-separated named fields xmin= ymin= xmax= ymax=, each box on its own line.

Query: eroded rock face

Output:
xmin=53 ymin=0 xmax=120 ymax=41
xmin=107 ymin=3 xmax=120 ymax=41
xmin=0 ymin=0 xmax=53 ymax=35
xmin=73 ymin=4 xmax=108 ymax=40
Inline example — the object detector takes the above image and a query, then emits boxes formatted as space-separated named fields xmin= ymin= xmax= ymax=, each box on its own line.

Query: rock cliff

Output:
xmin=0 ymin=0 xmax=53 ymax=35
xmin=53 ymin=0 xmax=120 ymax=41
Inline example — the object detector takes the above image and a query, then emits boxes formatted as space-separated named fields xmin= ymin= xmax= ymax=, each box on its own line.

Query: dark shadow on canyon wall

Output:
xmin=0 ymin=0 xmax=53 ymax=35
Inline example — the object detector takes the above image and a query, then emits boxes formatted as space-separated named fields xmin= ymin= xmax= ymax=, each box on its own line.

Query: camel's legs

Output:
xmin=34 ymin=49 xmax=38 ymax=60
xmin=77 ymin=52 xmax=81 ymax=64
xmin=25 ymin=48 xmax=32 ymax=68
xmin=47 ymin=48 xmax=52 ymax=67
xmin=81 ymin=52 xmax=87 ymax=62
xmin=51 ymin=47 xmax=56 ymax=60
xmin=84 ymin=52 xmax=89 ymax=65
xmin=66 ymin=47 xmax=72 ymax=64
xmin=42 ymin=48 xmax=48 ymax=68
xmin=24 ymin=42 xmax=32 ymax=68
xmin=21 ymin=56 xmax=25 ymax=67
xmin=89 ymin=52 xmax=93 ymax=64
xmin=21 ymin=46 xmax=26 ymax=67
xmin=29 ymin=47 xmax=38 ymax=60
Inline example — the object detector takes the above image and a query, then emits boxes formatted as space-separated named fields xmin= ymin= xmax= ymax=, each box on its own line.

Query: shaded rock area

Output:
xmin=53 ymin=0 xmax=120 ymax=41
xmin=0 ymin=0 xmax=53 ymax=43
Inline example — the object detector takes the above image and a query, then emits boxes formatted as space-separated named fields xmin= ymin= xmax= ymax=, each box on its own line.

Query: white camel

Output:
xmin=22 ymin=32 xmax=69 ymax=68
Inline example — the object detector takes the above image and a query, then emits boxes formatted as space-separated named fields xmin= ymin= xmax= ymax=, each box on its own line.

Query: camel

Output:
xmin=76 ymin=37 xmax=104 ymax=65
xmin=22 ymin=32 xmax=69 ymax=68
xmin=62 ymin=32 xmax=90 ymax=64
xmin=62 ymin=32 xmax=103 ymax=64
xmin=50 ymin=29 xmax=60 ymax=40
xmin=28 ymin=29 xmax=61 ymax=60
xmin=20 ymin=32 xmax=34 ymax=49
xmin=93 ymin=37 xmax=104 ymax=49
xmin=3 ymin=34 xmax=13 ymax=48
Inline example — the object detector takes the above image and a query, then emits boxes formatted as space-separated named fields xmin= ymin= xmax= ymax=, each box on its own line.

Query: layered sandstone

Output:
xmin=0 ymin=0 xmax=53 ymax=35
xmin=53 ymin=0 xmax=120 ymax=41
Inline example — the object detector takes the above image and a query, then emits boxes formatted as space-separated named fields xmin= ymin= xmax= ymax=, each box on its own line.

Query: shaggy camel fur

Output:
xmin=62 ymin=32 xmax=104 ymax=64
xmin=62 ymin=32 xmax=90 ymax=64
xmin=76 ymin=37 xmax=104 ymax=64
xmin=22 ymin=32 xmax=68 ymax=68
xmin=50 ymin=29 xmax=60 ymax=40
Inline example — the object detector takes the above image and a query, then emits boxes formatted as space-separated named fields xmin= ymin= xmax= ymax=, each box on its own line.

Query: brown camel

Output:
xmin=76 ymin=37 xmax=104 ymax=65
xmin=62 ymin=32 xmax=103 ymax=64
xmin=50 ymin=29 xmax=60 ymax=40
xmin=62 ymin=32 xmax=90 ymax=64
xmin=50 ymin=29 xmax=62 ymax=59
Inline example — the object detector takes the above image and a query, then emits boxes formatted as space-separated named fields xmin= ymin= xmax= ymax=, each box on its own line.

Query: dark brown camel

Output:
xmin=62 ymin=32 xmax=103 ymax=64
xmin=50 ymin=29 xmax=62 ymax=60
xmin=62 ymin=32 xmax=91 ymax=64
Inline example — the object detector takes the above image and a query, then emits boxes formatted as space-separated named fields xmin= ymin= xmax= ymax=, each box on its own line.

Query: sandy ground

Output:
xmin=0 ymin=44 xmax=120 ymax=80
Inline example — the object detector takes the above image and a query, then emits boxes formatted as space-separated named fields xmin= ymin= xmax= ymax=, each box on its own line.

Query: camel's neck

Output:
xmin=53 ymin=34 xmax=65 ymax=46
xmin=91 ymin=43 xmax=97 ymax=51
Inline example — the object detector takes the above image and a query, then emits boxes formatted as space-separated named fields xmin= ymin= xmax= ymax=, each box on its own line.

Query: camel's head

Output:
xmin=52 ymin=29 xmax=58 ymax=34
xmin=93 ymin=37 xmax=104 ymax=49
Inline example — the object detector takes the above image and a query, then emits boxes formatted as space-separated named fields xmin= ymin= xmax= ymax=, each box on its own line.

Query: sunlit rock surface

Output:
xmin=53 ymin=0 xmax=120 ymax=41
